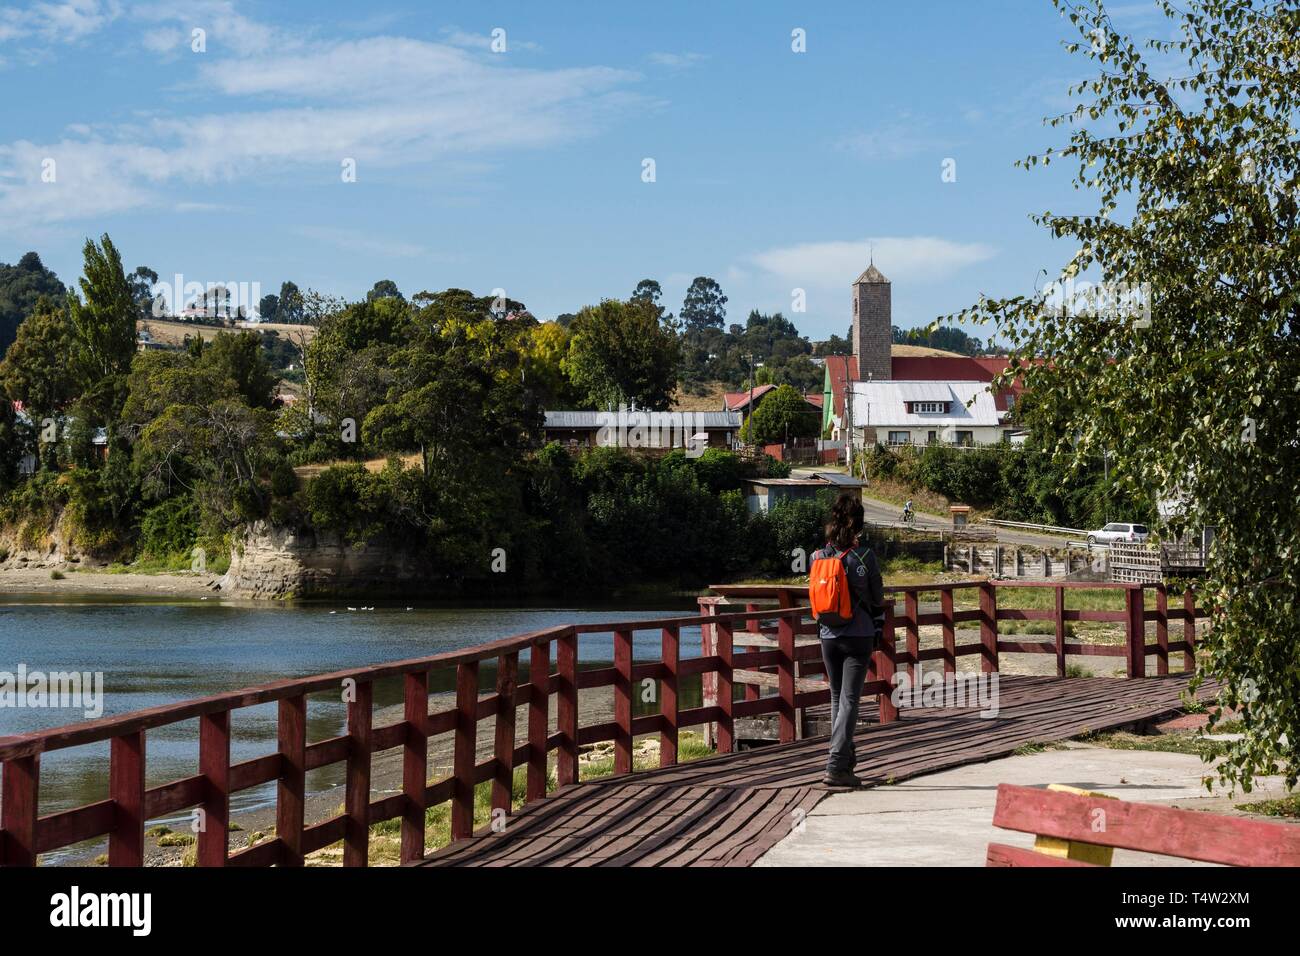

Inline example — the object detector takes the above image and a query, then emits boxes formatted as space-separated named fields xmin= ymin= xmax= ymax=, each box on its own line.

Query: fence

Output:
xmin=0 ymin=582 xmax=1208 ymax=867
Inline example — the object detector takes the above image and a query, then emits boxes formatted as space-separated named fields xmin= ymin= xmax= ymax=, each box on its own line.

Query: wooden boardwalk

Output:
xmin=416 ymin=674 xmax=1211 ymax=867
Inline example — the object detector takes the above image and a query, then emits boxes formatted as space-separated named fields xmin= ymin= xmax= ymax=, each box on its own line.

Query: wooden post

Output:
xmin=108 ymin=731 xmax=146 ymax=867
xmin=198 ymin=711 xmax=231 ymax=867
xmin=491 ymin=652 xmax=519 ymax=816
xmin=345 ymin=680 xmax=374 ymax=864
xmin=660 ymin=625 xmax=680 ymax=766
xmin=1054 ymin=585 xmax=1066 ymax=678
xmin=940 ymin=588 xmax=955 ymax=676
xmin=742 ymin=604 xmax=760 ymax=702
xmin=556 ymin=632 xmax=579 ymax=787
xmin=526 ymin=642 xmax=550 ymax=802
xmin=716 ymin=620 xmax=734 ymax=753
xmin=698 ymin=600 xmax=718 ymax=746
xmin=968 ymin=545 xmax=976 ymax=574
xmin=277 ymin=694 xmax=307 ymax=867
xmin=401 ymin=671 xmax=429 ymax=863
xmin=777 ymin=611 xmax=796 ymax=743
xmin=613 ymin=629 xmax=633 ymax=775
xmin=1 ymin=755 xmax=40 ymax=866
xmin=451 ymin=662 xmax=477 ymax=841
xmin=1043 ymin=552 xmax=1050 ymax=578
xmin=905 ymin=591 xmax=920 ymax=690
xmin=1125 ymin=589 xmax=1146 ymax=678
xmin=1155 ymin=584 xmax=1169 ymax=676
xmin=877 ymin=601 xmax=899 ymax=723
xmin=1183 ymin=588 xmax=1196 ymax=671
xmin=979 ymin=582 xmax=998 ymax=673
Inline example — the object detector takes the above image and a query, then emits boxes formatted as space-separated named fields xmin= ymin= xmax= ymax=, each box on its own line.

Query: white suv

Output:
xmin=1087 ymin=522 xmax=1150 ymax=545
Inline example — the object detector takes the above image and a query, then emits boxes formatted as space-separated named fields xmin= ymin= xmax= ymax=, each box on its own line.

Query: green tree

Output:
xmin=0 ymin=251 xmax=65 ymax=358
xmin=564 ymin=298 xmax=680 ymax=410
xmin=680 ymin=276 xmax=727 ymax=332
xmin=367 ymin=279 xmax=404 ymax=302
xmin=67 ymin=235 xmax=137 ymax=388
xmin=0 ymin=298 xmax=78 ymax=470
xmin=740 ymin=384 xmax=820 ymax=445
xmin=950 ymin=0 xmax=1300 ymax=789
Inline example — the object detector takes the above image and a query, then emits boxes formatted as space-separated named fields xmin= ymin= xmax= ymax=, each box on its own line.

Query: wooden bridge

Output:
xmin=0 ymin=580 xmax=1209 ymax=868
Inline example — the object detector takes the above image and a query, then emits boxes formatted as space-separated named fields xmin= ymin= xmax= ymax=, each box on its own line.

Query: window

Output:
xmin=927 ymin=431 xmax=937 ymax=443
xmin=907 ymin=401 xmax=949 ymax=414
xmin=888 ymin=431 xmax=911 ymax=445
xmin=954 ymin=431 xmax=973 ymax=446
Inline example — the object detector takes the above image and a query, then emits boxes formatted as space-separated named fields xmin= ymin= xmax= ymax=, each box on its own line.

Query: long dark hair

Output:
xmin=825 ymin=492 xmax=865 ymax=550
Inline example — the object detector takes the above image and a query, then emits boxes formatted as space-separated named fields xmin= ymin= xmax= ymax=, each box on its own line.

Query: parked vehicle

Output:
xmin=1087 ymin=522 xmax=1150 ymax=545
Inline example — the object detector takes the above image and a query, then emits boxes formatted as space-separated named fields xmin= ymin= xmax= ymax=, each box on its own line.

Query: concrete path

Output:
xmin=756 ymin=741 xmax=1291 ymax=867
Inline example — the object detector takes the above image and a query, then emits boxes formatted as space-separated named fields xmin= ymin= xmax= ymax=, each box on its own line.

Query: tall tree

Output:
xmin=0 ymin=297 xmax=77 ymax=470
xmin=67 ymin=235 xmax=138 ymax=388
xmin=0 ymin=251 xmax=65 ymax=358
xmin=367 ymin=279 xmax=404 ymax=302
xmin=277 ymin=281 xmax=305 ymax=323
xmin=951 ymin=0 xmax=1300 ymax=790
xmin=127 ymin=266 xmax=160 ymax=320
xmin=680 ymin=276 xmax=727 ymax=332
xmin=564 ymin=298 xmax=681 ymax=410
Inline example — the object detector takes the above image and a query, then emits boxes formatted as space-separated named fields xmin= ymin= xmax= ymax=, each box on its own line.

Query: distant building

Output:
xmin=743 ymin=471 xmax=867 ymax=514
xmin=848 ymin=380 xmax=1014 ymax=447
xmin=542 ymin=409 xmax=741 ymax=452
xmin=723 ymin=385 xmax=822 ymax=426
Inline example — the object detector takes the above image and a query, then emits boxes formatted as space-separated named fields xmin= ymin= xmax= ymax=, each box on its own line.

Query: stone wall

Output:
xmin=852 ymin=276 xmax=892 ymax=382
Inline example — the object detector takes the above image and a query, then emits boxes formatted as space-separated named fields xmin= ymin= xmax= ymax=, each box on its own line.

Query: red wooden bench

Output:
xmin=987 ymin=783 xmax=1300 ymax=867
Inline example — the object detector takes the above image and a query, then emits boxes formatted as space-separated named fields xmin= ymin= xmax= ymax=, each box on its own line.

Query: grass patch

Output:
xmin=49 ymin=569 xmax=64 ymax=580
xmin=1239 ymin=794 xmax=1300 ymax=819
xmin=1013 ymin=740 xmax=1071 ymax=755
xmin=1065 ymin=664 xmax=1094 ymax=678
xmin=1082 ymin=729 xmax=1224 ymax=758
xmin=155 ymin=832 xmax=194 ymax=847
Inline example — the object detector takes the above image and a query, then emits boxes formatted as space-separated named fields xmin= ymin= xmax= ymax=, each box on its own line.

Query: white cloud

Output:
xmin=440 ymin=26 xmax=539 ymax=52
xmin=647 ymin=51 xmax=707 ymax=69
xmin=751 ymin=236 xmax=997 ymax=286
xmin=292 ymin=226 xmax=440 ymax=261
xmin=0 ymin=0 xmax=122 ymax=44
xmin=0 ymin=23 xmax=647 ymax=229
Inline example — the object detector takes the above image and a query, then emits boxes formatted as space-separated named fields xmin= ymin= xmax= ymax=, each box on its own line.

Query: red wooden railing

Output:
xmin=0 ymin=581 xmax=1207 ymax=867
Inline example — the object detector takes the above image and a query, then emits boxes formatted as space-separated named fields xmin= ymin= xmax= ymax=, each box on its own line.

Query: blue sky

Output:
xmin=0 ymin=0 xmax=1173 ymax=341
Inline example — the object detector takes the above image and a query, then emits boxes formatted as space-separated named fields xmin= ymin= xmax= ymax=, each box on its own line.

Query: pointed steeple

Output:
xmin=854 ymin=263 xmax=889 ymax=284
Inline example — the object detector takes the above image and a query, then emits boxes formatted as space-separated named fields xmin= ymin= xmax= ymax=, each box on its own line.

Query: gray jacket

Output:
xmin=812 ymin=544 xmax=885 ymax=640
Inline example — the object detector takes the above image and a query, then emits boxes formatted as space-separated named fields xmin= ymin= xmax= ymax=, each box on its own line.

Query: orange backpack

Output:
xmin=809 ymin=548 xmax=857 ymax=627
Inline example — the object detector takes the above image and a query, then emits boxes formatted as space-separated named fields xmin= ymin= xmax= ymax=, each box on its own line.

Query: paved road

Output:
xmin=859 ymin=494 xmax=1080 ymax=548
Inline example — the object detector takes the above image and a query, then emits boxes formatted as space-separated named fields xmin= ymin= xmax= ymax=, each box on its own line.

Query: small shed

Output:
xmin=950 ymin=504 xmax=972 ymax=529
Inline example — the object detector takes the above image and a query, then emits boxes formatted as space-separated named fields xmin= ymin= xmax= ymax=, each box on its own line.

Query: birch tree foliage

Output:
xmin=947 ymin=0 xmax=1300 ymax=790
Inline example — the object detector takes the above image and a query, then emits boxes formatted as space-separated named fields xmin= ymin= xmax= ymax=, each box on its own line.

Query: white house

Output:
xmin=847 ymin=380 xmax=1015 ymax=449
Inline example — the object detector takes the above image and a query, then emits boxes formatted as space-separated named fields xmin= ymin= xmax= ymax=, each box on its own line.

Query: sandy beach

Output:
xmin=0 ymin=566 xmax=224 ymax=600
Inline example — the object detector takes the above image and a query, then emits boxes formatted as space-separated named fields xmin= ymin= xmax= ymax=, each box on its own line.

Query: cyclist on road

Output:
xmin=902 ymin=499 xmax=915 ymax=525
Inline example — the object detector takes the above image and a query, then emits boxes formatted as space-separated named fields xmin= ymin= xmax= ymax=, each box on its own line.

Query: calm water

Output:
xmin=0 ymin=593 xmax=704 ymax=860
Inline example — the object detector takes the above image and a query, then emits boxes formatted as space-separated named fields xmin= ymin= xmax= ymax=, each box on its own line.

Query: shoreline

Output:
xmin=0 ymin=566 xmax=221 ymax=600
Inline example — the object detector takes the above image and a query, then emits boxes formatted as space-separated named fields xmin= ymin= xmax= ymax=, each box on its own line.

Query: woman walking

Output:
xmin=810 ymin=492 xmax=885 ymax=788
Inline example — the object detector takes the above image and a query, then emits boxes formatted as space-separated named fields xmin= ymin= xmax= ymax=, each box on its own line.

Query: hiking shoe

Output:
xmin=823 ymin=770 xmax=861 ymax=788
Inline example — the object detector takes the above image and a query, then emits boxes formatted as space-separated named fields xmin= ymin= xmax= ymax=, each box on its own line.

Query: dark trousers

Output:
xmin=820 ymin=636 xmax=875 ymax=773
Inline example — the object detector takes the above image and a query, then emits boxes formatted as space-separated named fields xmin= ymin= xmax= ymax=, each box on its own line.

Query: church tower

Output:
xmin=852 ymin=263 xmax=892 ymax=382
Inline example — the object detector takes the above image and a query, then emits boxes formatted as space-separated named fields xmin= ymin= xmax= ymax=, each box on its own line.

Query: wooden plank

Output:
xmin=108 ymin=731 xmax=146 ymax=867
xmin=940 ymin=589 xmax=955 ymax=675
xmin=277 ymin=694 xmax=306 ymax=867
xmin=777 ymin=613 xmax=796 ymax=743
xmin=1054 ymin=586 xmax=1066 ymax=677
xmin=556 ymin=632 xmax=580 ymax=787
xmin=1183 ymin=588 xmax=1196 ymax=671
xmin=614 ymin=629 xmax=633 ymax=775
xmin=197 ymin=711 xmax=230 ymax=867
xmin=978 ymin=582 xmax=998 ymax=673
xmin=492 ymin=652 xmax=519 ymax=815
xmin=877 ymin=602 xmax=898 ymax=723
xmin=344 ymin=680 xmax=373 ymax=865
xmin=451 ymin=662 xmax=478 ymax=841
xmin=992 ymin=783 xmax=1300 ymax=866
xmin=905 ymin=591 xmax=920 ymax=684
xmin=716 ymin=620 xmax=735 ymax=754
xmin=661 ymin=625 xmax=680 ymax=767
xmin=1155 ymin=584 xmax=1169 ymax=675
xmin=527 ymin=642 xmax=550 ymax=803
xmin=401 ymin=670 xmax=429 ymax=864
xmin=0 ymin=755 xmax=39 ymax=866
xmin=986 ymin=842 xmax=1096 ymax=867
xmin=1125 ymin=589 xmax=1146 ymax=678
